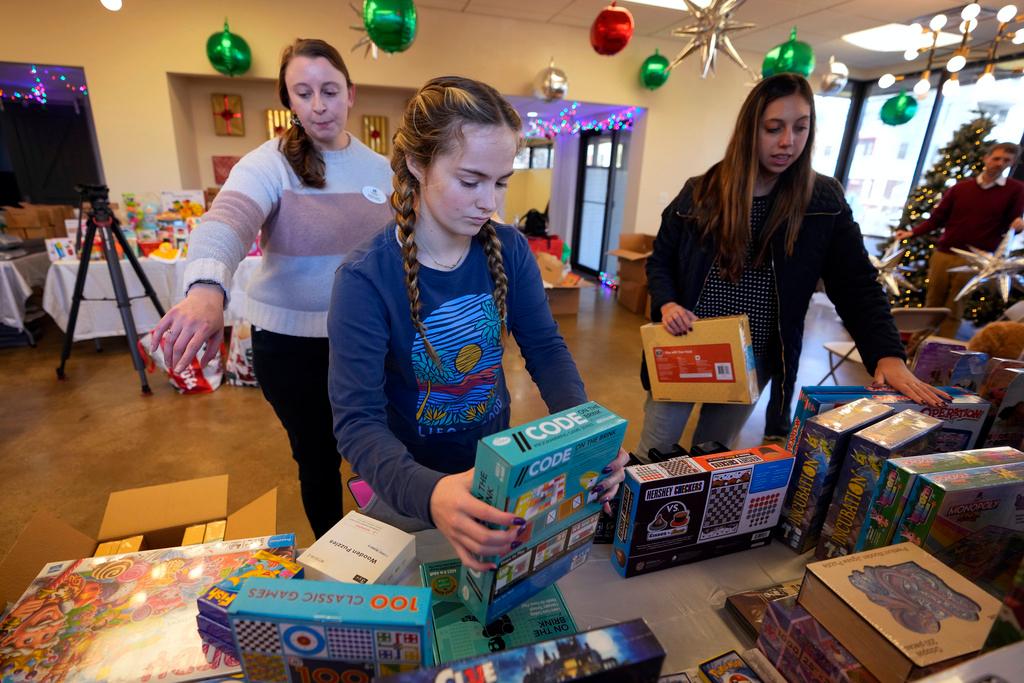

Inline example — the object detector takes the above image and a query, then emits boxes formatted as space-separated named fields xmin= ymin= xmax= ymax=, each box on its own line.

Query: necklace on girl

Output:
xmin=417 ymin=238 xmax=470 ymax=271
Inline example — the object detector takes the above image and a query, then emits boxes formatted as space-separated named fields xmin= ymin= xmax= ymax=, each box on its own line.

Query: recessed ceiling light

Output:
xmin=842 ymin=23 xmax=960 ymax=52
xmin=526 ymin=111 xmax=539 ymax=118
xmin=621 ymin=0 xmax=711 ymax=10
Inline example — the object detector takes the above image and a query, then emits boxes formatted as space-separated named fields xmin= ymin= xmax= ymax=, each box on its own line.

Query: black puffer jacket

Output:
xmin=642 ymin=172 xmax=905 ymax=400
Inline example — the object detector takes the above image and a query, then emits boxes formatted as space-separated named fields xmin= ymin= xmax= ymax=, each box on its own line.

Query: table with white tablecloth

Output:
xmin=43 ymin=256 xmax=261 ymax=341
xmin=0 ymin=251 xmax=51 ymax=332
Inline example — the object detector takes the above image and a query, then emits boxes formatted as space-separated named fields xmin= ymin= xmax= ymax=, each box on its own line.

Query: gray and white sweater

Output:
xmin=183 ymin=136 xmax=393 ymax=337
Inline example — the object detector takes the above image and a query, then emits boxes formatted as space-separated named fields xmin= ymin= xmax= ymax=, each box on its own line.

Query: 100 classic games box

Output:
xmin=611 ymin=445 xmax=795 ymax=578
xmin=461 ymin=402 xmax=627 ymax=623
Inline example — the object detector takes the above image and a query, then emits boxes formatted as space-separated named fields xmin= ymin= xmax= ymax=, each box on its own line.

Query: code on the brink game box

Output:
xmin=228 ymin=577 xmax=433 ymax=681
xmin=612 ymin=445 xmax=795 ymax=578
xmin=461 ymin=402 xmax=627 ymax=623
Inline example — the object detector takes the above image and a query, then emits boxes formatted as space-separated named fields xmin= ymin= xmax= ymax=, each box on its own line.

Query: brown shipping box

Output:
xmin=617 ymin=280 xmax=648 ymax=316
xmin=0 ymin=475 xmax=278 ymax=607
xmin=607 ymin=233 xmax=654 ymax=286
xmin=536 ymin=251 xmax=592 ymax=316
xmin=641 ymin=315 xmax=760 ymax=404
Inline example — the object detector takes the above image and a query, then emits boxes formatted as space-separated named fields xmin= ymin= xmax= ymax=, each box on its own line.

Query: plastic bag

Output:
xmin=137 ymin=331 xmax=224 ymax=394
xmin=225 ymin=322 xmax=258 ymax=387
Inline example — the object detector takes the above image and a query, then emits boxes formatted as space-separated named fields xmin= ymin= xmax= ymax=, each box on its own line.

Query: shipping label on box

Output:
xmin=229 ymin=577 xmax=433 ymax=680
xmin=817 ymin=410 xmax=943 ymax=560
xmin=896 ymin=461 xmax=1024 ymax=556
xmin=641 ymin=316 xmax=759 ymax=405
xmin=778 ymin=398 xmax=894 ymax=553
xmin=298 ymin=511 xmax=415 ymax=585
xmin=461 ymin=402 xmax=627 ymax=623
xmin=787 ymin=386 xmax=991 ymax=457
xmin=611 ymin=445 xmax=794 ymax=578
xmin=862 ymin=447 xmax=1024 ymax=551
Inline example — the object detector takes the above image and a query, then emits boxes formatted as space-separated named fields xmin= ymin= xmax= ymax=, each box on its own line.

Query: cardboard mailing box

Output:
xmin=607 ymin=233 xmax=655 ymax=285
xmin=617 ymin=280 xmax=649 ymax=316
xmin=536 ymin=251 xmax=592 ymax=316
xmin=0 ymin=475 xmax=278 ymax=607
xmin=641 ymin=316 xmax=759 ymax=404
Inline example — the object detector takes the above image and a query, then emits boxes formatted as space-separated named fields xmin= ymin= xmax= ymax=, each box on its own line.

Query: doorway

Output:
xmin=571 ymin=129 xmax=629 ymax=276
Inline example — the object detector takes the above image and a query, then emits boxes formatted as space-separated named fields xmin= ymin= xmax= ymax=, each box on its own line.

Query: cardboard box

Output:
xmin=377 ymin=618 xmax=665 ymax=683
xmin=0 ymin=475 xmax=279 ymax=608
xmin=896 ymin=460 xmax=1024 ymax=556
xmin=607 ymin=233 xmax=655 ymax=285
xmin=536 ymin=251 xmax=591 ymax=316
xmin=799 ymin=543 xmax=1001 ymax=683
xmin=612 ymin=445 xmax=795 ymax=578
xmin=787 ymin=386 xmax=991 ymax=456
xmin=641 ymin=316 xmax=759 ymax=405
xmin=420 ymin=557 xmax=576 ymax=663
xmin=298 ymin=511 xmax=416 ymax=585
xmin=816 ymin=410 xmax=943 ymax=560
xmin=198 ymin=548 xmax=302 ymax=632
xmin=229 ymin=577 xmax=433 ymax=679
xmin=980 ymin=367 xmax=1024 ymax=447
xmin=617 ymin=280 xmax=649 ymax=315
xmin=949 ymin=351 xmax=990 ymax=392
xmin=862 ymin=447 xmax=1024 ymax=551
xmin=461 ymin=402 xmax=627 ymax=623
xmin=778 ymin=398 xmax=894 ymax=553
xmin=698 ymin=650 xmax=762 ymax=683
xmin=911 ymin=339 xmax=966 ymax=384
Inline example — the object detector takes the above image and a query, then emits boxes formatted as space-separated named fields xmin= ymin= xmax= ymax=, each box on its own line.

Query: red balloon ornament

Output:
xmin=590 ymin=2 xmax=634 ymax=56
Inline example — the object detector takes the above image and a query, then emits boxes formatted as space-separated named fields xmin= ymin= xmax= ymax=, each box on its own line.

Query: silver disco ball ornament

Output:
xmin=819 ymin=55 xmax=849 ymax=96
xmin=533 ymin=59 xmax=569 ymax=102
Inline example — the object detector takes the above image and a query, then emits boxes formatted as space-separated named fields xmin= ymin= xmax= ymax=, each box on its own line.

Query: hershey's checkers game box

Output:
xmin=611 ymin=445 xmax=795 ymax=578
xmin=461 ymin=402 xmax=627 ymax=623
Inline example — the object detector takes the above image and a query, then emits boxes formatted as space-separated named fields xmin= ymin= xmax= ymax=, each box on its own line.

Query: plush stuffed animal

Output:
xmin=967 ymin=321 xmax=1024 ymax=359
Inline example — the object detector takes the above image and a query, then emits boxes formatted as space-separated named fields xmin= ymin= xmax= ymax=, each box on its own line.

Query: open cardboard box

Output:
xmin=0 ymin=475 xmax=278 ymax=607
xmin=536 ymin=251 xmax=593 ymax=316
xmin=607 ymin=233 xmax=655 ymax=285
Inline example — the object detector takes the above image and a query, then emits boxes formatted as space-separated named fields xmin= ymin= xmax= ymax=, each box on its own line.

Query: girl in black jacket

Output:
xmin=638 ymin=74 xmax=946 ymax=458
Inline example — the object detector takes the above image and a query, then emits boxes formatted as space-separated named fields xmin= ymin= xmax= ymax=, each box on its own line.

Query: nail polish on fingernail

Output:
xmin=517 ymin=525 xmax=527 ymax=536
xmin=602 ymin=466 xmax=613 ymax=474
xmin=592 ymin=484 xmax=604 ymax=494
xmin=511 ymin=541 xmax=521 ymax=549
xmin=513 ymin=517 xmax=526 ymax=526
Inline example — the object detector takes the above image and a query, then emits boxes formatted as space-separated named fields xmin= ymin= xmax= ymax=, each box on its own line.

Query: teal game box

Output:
xmin=461 ymin=402 xmax=627 ymax=623
xmin=228 ymin=577 xmax=433 ymax=680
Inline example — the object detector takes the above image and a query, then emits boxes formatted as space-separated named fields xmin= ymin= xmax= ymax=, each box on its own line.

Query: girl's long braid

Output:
xmin=477 ymin=220 xmax=508 ymax=326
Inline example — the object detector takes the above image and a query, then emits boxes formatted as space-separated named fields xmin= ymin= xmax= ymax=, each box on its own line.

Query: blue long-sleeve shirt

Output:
xmin=328 ymin=223 xmax=587 ymax=524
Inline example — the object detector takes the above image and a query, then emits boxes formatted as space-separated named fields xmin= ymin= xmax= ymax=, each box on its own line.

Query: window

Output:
xmin=813 ymin=91 xmax=852 ymax=177
xmin=856 ymin=138 xmax=876 ymax=156
xmin=897 ymin=142 xmax=909 ymax=159
xmin=530 ymin=145 xmax=551 ymax=169
xmin=883 ymin=179 xmax=903 ymax=199
xmin=515 ymin=143 xmax=554 ymax=170
xmin=513 ymin=147 xmax=531 ymax=170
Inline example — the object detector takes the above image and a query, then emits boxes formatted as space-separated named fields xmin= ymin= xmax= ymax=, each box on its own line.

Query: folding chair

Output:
xmin=999 ymin=300 xmax=1024 ymax=322
xmin=817 ymin=307 xmax=950 ymax=384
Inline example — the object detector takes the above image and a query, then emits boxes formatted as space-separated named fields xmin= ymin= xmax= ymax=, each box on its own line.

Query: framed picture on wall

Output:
xmin=211 ymin=93 xmax=244 ymax=136
xmin=266 ymin=109 xmax=292 ymax=139
xmin=362 ymin=115 xmax=389 ymax=155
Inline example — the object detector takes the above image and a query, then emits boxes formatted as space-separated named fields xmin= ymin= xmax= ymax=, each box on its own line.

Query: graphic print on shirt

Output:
xmin=412 ymin=293 xmax=503 ymax=432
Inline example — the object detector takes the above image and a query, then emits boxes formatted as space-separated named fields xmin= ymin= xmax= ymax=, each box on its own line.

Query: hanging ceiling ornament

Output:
xmin=206 ymin=19 xmax=252 ymax=77
xmin=591 ymin=1 xmax=635 ymax=56
xmin=533 ymin=59 xmax=569 ymax=102
xmin=949 ymin=231 xmax=1024 ymax=303
xmin=819 ymin=55 xmax=849 ymax=95
xmin=640 ymin=49 xmax=671 ymax=90
xmin=871 ymin=241 xmax=917 ymax=296
xmin=668 ymin=0 xmax=758 ymax=80
xmin=762 ymin=27 xmax=815 ymax=78
xmin=880 ymin=90 xmax=918 ymax=126
xmin=350 ymin=0 xmax=417 ymax=58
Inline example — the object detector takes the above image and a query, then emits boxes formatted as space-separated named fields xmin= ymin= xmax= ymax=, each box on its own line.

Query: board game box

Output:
xmin=757 ymin=596 xmax=877 ymax=683
xmin=861 ymin=447 xmax=1024 ymax=551
xmin=377 ymin=618 xmax=666 ymax=683
xmin=228 ymin=577 xmax=433 ymax=680
xmin=297 ymin=511 xmax=415 ymax=584
xmin=786 ymin=386 xmax=990 ymax=455
xmin=612 ymin=445 xmax=795 ymax=578
xmin=911 ymin=339 xmax=966 ymax=385
xmin=895 ymin=460 xmax=1024 ymax=558
xmin=420 ymin=558 xmax=576 ymax=663
xmin=816 ymin=410 xmax=942 ymax=560
xmin=0 ymin=533 xmax=295 ymax=682
xmin=983 ymin=558 xmax=1024 ymax=650
xmin=724 ymin=579 xmax=803 ymax=639
xmin=778 ymin=398 xmax=894 ymax=553
xmin=461 ymin=402 xmax=627 ymax=623
xmin=697 ymin=649 xmax=761 ymax=683
xmin=948 ymin=351 xmax=990 ymax=393
xmin=979 ymin=367 xmax=1024 ymax=448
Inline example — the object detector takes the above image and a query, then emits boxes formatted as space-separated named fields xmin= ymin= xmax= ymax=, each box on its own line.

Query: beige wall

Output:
xmin=504 ymin=169 xmax=552 ymax=226
xmin=1 ymin=0 xmax=752 ymax=236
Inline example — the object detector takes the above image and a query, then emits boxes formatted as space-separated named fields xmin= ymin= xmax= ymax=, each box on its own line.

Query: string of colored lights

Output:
xmin=526 ymin=102 xmax=637 ymax=139
xmin=0 ymin=65 xmax=89 ymax=105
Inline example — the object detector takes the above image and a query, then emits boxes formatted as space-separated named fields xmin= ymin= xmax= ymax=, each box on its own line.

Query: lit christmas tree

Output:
xmin=886 ymin=114 xmax=1017 ymax=323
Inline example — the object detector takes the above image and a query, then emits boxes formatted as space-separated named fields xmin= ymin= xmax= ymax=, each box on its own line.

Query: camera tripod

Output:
xmin=57 ymin=184 xmax=166 ymax=394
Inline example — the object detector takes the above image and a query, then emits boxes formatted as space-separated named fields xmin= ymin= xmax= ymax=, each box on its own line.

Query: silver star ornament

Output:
xmin=669 ymin=0 xmax=758 ymax=80
xmin=349 ymin=2 xmax=380 ymax=60
xmin=949 ymin=230 xmax=1024 ymax=302
xmin=872 ymin=241 xmax=917 ymax=297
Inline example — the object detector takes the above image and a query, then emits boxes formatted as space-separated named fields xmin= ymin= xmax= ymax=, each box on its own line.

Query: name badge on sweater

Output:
xmin=362 ymin=186 xmax=387 ymax=204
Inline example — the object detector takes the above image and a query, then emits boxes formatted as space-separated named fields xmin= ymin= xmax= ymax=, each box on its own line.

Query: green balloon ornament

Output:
xmin=761 ymin=27 xmax=815 ymax=78
xmin=364 ymin=0 xmax=418 ymax=54
xmin=206 ymin=19 xmax=252 ymax=77
xmin=880 ymin=91 xmax=918 ymax=126
xmin=640 ymin=49 xmax=670 ymax=90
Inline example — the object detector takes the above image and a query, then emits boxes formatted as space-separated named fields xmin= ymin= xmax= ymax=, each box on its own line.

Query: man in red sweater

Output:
xmin=895 ymin=142 xmax=1024 ymax=337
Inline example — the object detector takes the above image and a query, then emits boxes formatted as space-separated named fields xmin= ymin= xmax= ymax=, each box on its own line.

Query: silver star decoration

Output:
xmin=668 ymin=0 xmax=759 ymax=80
xmin=350 ymin=2 xmax=380 ymax=60
xmin=949 ymin=230 xmax=1024 ymax=302
xmin=871 ymin=241 xmax=917 ymax=296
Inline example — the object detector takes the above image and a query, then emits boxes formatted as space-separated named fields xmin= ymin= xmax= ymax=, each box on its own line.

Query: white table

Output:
xmin=42 ymin=256 xmax=260 ymax=341
xmin=413 ymin=529 xmax=811 ymax=675
xmin=0 ymin=252 xmax=50 ymax=332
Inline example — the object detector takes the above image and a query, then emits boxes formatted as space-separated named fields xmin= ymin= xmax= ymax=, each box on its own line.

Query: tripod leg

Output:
xmin=113 ymin=224 xmax=166 ymax=317
xmin=100 ymin=225 xmax=152 ymax=395
xmin=57 ymin=221 xmax=98 ymax=380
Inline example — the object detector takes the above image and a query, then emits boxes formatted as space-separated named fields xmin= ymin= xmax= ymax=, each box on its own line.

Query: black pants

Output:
xmin=252 ymin=328 xmax=342 ymax=538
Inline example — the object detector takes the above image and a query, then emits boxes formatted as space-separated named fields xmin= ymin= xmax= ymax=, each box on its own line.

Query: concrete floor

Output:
xmin=0 ymin=286 xmax=869 ymax=556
